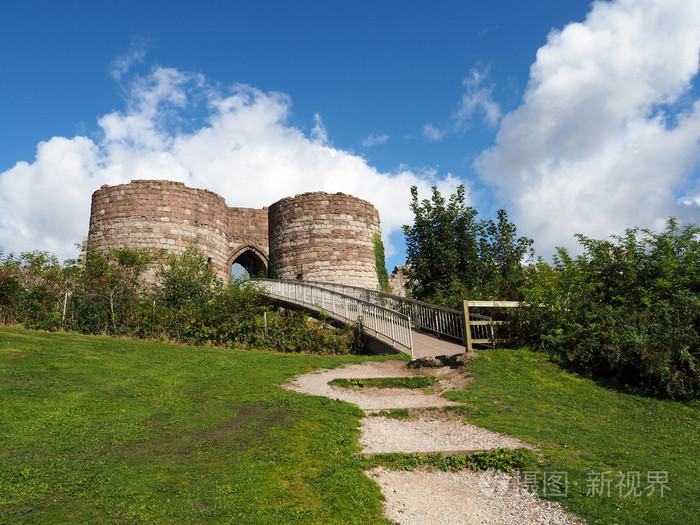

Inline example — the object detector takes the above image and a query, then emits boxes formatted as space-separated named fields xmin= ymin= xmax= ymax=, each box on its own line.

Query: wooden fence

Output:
xmin=462 ymin=300 xmax=520 ymax=352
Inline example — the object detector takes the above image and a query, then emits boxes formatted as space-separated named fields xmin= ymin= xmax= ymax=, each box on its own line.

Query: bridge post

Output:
xmin=462 ymin=301 xmax=473 ymax=353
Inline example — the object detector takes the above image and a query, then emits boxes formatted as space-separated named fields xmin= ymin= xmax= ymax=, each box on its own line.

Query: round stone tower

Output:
xmin=87 ymin=180 xmax=232 ymax=281
xmin=268 ymin=191 xmax=381 ymax=289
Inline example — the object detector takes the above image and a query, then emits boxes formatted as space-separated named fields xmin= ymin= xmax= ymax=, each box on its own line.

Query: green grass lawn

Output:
xmin=0 ymin=327 xmax=392 ymax=524
xmin=445 ymin=348 xmax=700 ymax=525
xmin=2 ymin=328 xmax=699 ymax=524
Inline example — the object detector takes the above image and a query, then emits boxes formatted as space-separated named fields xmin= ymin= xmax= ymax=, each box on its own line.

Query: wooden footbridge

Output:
xmin=253 ymin=279 xmax=500 ymax=358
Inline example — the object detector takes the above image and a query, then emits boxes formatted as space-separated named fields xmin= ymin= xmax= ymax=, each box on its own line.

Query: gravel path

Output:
xmin=360 ymin=416 xmax=532 ymax=454
xmin=369 ymin=467 xmax=583 ymax=525
xmin=285 ymin=360 xmax=461 ymax=409
xmin=285 ymin=360 xmax=584 ymax=524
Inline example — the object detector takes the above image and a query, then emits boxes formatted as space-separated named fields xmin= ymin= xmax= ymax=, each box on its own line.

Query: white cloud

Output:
xmin=423 ymin=64 xmax=502 ymax=142
xmin=454 ymin=65 xmax=502 ymax=128
xmin=422 ymin=123 xmax=447 ymax=142
xmin=0 ymin=66 xmax=459 ymax=261
xmin=310 ymin=113 xmax=329 ymax=145
xmin=109 ymin=37 xmax=148 ymax=81
xmin=362 ymin=133 xmax=389 ymax=148
xmin=476 ymin=0 xmax=700 ymax=257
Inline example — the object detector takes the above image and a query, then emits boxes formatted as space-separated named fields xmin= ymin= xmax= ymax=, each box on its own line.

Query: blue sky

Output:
xmin=2 ymin=0 xmax=700 ymax=272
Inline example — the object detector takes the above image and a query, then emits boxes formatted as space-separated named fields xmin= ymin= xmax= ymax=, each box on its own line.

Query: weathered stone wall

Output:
xmin=88 ymin=180 xmax=234 ymax=281
xmin=88 ymin=181 xmax=383 ymax=288
xmin=388 ymin=265 xmax=410 ymax=297
xmin=227 ymin=207 xmax=269 ymax=271
xmin=268 ymin=191 xmax=381 ymax=289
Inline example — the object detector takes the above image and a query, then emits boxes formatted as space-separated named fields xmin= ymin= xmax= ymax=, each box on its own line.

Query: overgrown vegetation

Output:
xmin=0 ymin=245 xmax=359 ymax=355
xmin=513 ymin=220 xmax=700 ymax=399
xmin=328 ymin=376 xmax=438 ymax=389
xmin=403 ymin=185 xmax=700 ymax=399
xmin=402 ymin=184 xmax=533 ymax=307
xmin=372 ymin=234 xmax=390 ymax=292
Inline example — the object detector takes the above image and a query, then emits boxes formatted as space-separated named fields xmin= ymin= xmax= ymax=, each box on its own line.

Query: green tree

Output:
xmin=402 ymin=185 xmax=532 ymax=306
xmin=82 ymin=247 xmax=156 ymax=333
xmin=0 ymin=251 xmax=21 ymax=324
xmin=479 ymin=209 xmax=534 ymax=298
xmin=14 ymin=251 xmax=67 ymax=330
xmin=157 ymin=245 xmax=219 ymax=310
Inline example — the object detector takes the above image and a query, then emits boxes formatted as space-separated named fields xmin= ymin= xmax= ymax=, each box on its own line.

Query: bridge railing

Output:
xmin=253 ymin=279 xmax=414 ymax=356
xmin=295 ymin=280 xmax=493 ymax=345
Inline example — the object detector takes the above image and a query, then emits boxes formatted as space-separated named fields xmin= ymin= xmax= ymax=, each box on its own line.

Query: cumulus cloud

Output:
xmin=362 ymin=133 xmax=389 ymax=148
xmin=476 ymin=0 xmax=700 ymax=257
xmin=0 ymin=66 xmax=459 ymax=261
xmin=423 ymin=64 xmax=502 ymax=142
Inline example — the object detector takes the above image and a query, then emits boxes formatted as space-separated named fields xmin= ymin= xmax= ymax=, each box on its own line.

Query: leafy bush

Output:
xmin=157 ymin=245 xmax=219 ymax=310
xmin=514 ymin=220 xmax=700 ymax=399
xmin=0 ymin=245 xmax=361 ymax=355
xmin=263 ymin=310 xmax=358 ymax=355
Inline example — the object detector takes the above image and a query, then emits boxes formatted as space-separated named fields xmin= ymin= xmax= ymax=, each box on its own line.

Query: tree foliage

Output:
xmin=82 ymin=247 xmax=156 ymax=332
xmin=402 ymin=185 xmax=533 ymax=306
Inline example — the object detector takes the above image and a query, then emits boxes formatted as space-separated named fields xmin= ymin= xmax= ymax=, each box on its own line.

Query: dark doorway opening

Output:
xmin=230 ymin=249 xmax=267 ymax=280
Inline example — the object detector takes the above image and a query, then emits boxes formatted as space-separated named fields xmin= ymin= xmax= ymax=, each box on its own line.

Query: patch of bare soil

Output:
xmin=412 ymin=363 xmax=475 ymax=390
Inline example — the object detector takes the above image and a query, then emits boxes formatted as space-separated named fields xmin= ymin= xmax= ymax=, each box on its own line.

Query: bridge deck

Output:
xmin=411 ymin=332 xmax=465 ymax=358
xmin=256 ymin=279 xmax=470 ymax=358
xmin=265 ymin=294 xmax=466 ymax=358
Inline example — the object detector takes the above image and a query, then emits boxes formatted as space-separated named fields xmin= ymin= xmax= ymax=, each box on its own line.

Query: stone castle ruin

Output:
xmin=87 ymin=180 xmax=382 ymax=289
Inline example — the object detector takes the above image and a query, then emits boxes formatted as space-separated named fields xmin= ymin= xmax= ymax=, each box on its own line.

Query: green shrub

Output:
xmin=0 ymin=246 xmax=361 ymax=356
xmin=514 ymin=220 xmax=700 ymax=399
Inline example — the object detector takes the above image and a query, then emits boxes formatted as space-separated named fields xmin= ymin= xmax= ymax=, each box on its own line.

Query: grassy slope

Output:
xmin=3 ymin=328 xmax=699 ymax=524
xmin=0 ymin=327 xmax=392 ymax=524
xmin=445 ymin=349 xmax=700 ymax=525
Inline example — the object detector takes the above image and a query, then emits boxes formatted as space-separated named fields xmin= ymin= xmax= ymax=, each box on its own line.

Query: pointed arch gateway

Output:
xmin=228 ymin=245 xmax=268 ymax=279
